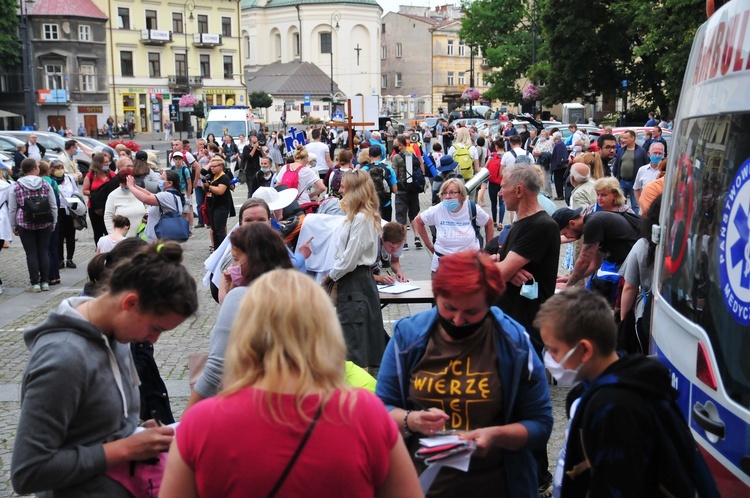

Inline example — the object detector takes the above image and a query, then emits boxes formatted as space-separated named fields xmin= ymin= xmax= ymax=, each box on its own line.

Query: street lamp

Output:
xmin=184 ymin=0 xmax=195 ymax=139
xmin=330 ymin=11 xmax=340 ymax=113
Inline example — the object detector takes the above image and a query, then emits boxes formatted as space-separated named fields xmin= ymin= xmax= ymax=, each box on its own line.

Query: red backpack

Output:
xmin=486 ymin=151 xmax=503 ymax=185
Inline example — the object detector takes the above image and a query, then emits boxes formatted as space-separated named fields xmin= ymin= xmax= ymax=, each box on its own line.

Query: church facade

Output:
xmin=240 ymin=0 xmax=382 ymax=123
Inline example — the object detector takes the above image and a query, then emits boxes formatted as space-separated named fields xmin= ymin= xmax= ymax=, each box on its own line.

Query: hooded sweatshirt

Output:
xmin=8 ymin=175 xmax=58 ymax=229
xmin=11 ymin=297 xmax=140 ymax=497
xmin=559 ymin=354 xmax=719 ymax=498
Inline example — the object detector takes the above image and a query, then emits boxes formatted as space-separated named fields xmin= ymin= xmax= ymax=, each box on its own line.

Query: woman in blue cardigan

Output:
xmin=376 ymin=250 xmax=552 ymax=498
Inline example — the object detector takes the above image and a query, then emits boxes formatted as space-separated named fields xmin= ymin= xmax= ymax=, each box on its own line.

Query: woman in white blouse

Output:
xmin=322 ymin=170 xmax=385 ymax=370
xmin=103 ymin=167 xmax=146 ymax=237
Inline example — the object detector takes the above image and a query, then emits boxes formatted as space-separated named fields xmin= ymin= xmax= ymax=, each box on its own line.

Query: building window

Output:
xmin=78 ymin=25 xmax=91 ymax=41
xmin=223 ymin=55 xmax=233 ymax=78
xmin=293 ymin=33 xmax=300 ymax=56
xmin=447 ymin=71 xmax=454 ymax=86
xmin=145 ymin=10 xmax=157 ymax=30
xmin=45 ymin=64 xmax=63 ymax=89
xmin=172 ymin=13 xmax=183 ymax=34
xmin=148 ymin=53 xmax=161 ymax=78
xmin=200 ymin=54 xmax=210 ymax=78
xmin=120 ymin=51 xmax=133 ymax=76
xmin=381 ymin=74 xmax=387 ymax=89
xmin=396 ymin=43 xmax=402 ymax=58
xmin=197 ymin=15 xmax=208 ymax=34
xmin=395 ymin=73 xmax=402 ymax=87
xmin=477 ymin=73 xmax=482 ymax=86
xmin=320 ymin=32 xmax=332 ymax=54
xmin=80 ymin=64 xmax=96 ymax=92
xmin=447 ymin=39 xmax=454 ymax=56
xmin=175 ymin=53 xmax=186 ymax=77
xmin=221 ymin=17 xmax=231 ymax=37
xmin=382 ymin=23 xmax=386 ymax=33
xmin=381 ymin=46 xmax=386 ymax=60
xmin=459 ymin=40 xmax=466 ymax=57
xmin=117 ymin=8 xmax=130 ymax=29
xmin=458 ymin=72 xmax=465 ymax=85
xmin=43 ymin=24 xmax=59 ymax=40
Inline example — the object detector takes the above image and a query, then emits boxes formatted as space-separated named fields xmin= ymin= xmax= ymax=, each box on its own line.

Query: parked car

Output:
xmin=0 ymin=134 xmax=62 ymax=164
xmin=3 ymin=131 xmax=90 ymax=175
xmin=448 ymin=108 xmax=486 ymax=123
xmin=74 ymin=136 xmax=110 ymax=151
xmin=590 ymin=126 xmax=673 ymax=149
xmin=0 ymin=151 xmax=13 ymax=173
xmin=449 ymin=118 xmax=487 ymax=132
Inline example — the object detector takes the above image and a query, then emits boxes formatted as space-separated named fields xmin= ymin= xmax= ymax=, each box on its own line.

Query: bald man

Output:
xmin=569 ymin=163 xmax=596 ymax=210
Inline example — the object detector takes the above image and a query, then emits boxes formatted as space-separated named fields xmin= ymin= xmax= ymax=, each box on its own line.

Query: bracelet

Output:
xmin=404 ymin=410 xmax=413 ymax=437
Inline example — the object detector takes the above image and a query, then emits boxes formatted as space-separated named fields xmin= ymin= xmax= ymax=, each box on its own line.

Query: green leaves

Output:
xmin=249 ymin=91 xmax=273 ymax=109
xmin=0 ymin=0 xmax=21 ymax=64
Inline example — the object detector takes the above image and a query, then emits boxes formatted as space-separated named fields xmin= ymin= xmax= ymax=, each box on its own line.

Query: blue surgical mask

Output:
xmin=121 ymin=186 xmax=129 ymax=192
xmin=157 ymin=179 xmax=166 ymax=191
xmin=442 ymin=199 xmax=460 ymax=212
xmin=650 ymin=155 xmax=664 ymax=164
xmin=102 ymin=166 xmax=110 ymax=172
xmin=261 ymin=167 xmax=271 ymax=173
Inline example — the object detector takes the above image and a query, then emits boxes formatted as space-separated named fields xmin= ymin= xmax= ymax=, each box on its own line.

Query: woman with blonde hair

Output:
xmin=274 ymin=145 xmax=325 ymax=203
xmin=414 ymin=178 xmax=493 ymax=272
xmin=161 ymin=270 xmax=422 ymax=498
xmin=585 ymin=176 xmax=633 ymax=215
xmin=322 ymin=170 xmax=386 ymax=370
xmin=578 ymin=152 xmax=605 ymax=180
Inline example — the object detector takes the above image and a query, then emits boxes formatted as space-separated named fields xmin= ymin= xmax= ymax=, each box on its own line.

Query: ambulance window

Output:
xmin=660 ymin=114 xmax=750 ymax=408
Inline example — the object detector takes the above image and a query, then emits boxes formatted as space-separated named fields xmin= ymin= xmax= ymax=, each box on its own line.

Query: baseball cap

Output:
xmin=172 ymin=151 xmax=183 ymax=159
xmin=135 ymin=150 xmax=148 ymax=161
xmin=551 ymin=207 xmax=582 ymax=230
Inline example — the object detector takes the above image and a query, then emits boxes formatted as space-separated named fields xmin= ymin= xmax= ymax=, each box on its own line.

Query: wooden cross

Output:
xmin=354 ymin=44 xmax=362 ymax=66
xmin=326 ymin=99 xmax=374 ymax=152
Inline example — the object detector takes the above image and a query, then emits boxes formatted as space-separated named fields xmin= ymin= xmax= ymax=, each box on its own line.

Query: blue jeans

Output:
xmin=195 ymin=186 xmax=205 ymax=224
xmin=619 ymin=179 xmax=639 ymax=215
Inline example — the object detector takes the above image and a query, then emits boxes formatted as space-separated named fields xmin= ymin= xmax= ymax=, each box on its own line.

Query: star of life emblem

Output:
xmin=719 ymin=159 xmax=750 ymax=325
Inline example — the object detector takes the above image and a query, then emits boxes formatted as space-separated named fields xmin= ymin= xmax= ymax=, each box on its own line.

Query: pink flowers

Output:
xmin=522 ymin=84 xmax=542 ymax=102
xmin=461 ymin=87 xmax=480 ymax=101
xmin=179 ymin=94 xmax=198 ymax=107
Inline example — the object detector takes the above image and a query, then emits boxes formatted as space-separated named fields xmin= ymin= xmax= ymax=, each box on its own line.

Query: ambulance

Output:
xmin=651 ymin=1 xmax=750 ymax=496
xmin=203 ymin=106 xmax=262 ymax=142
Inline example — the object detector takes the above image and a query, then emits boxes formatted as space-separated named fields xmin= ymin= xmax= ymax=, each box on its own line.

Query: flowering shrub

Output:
xmin=179 ymin=94 xmax=198 ymax=107
xmin=107 ymin=139 xmax=141 ymax=152
xmin=522 ymin=84 xmax=542 ymax=102
xmin=461 ymin=87 xmax=480 ymax=101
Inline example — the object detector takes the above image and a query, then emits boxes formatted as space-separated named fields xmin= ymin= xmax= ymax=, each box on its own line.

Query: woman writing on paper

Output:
xmin=376 ymin=251 xmax=552 ymax=498
xmin=161 ymin=270 xmax=422 ymax=498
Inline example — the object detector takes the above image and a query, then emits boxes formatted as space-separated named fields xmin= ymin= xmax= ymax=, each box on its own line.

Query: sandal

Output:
xmin=49 ymin=279 xmax=61 ymax=285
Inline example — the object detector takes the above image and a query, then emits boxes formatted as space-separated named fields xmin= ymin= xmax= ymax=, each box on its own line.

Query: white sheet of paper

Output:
xmin=377 ymin=283 xmax=420 ymax=294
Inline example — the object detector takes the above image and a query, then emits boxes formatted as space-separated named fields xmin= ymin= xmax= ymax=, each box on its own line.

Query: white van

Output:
xmin=651 ymin=1 xmax=750 ymax=495
xmin=202 ymin=106 xmax=262 ymax=142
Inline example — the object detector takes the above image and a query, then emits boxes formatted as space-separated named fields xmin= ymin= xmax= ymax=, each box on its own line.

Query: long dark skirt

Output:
xmin=336 ymin=265 xmax=386 ymax=369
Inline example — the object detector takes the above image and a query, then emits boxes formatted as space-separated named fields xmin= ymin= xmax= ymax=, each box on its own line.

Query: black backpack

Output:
xmin=21 ymin=183 xmax=54 ymax=224
xmin=368 ymin=164 xmax=392 ymax=206
xmin=393 ymin=152 xmax=426 ymax=194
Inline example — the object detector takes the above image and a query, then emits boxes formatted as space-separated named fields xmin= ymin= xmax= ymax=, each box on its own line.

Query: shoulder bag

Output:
xmin=154 ymin=193 xmax=189 ymax=242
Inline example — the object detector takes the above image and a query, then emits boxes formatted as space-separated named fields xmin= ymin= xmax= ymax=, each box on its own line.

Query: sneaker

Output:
xmin=40 ymin=282 xmax=50 ymax=292
xmin=414 ymin=238 xmax=423 ymax=249
xmin=195 ymin=223 xmax=205 ymax=228
xmin=27 ymin=284 xmax=41 ymax=293
xmin=538 ymin=474 xmax=553 ymax=498
xmin=65 ymin=260 xmax=77 ymax=269
xmin=403 ymin=243 xmax=409 ymax=250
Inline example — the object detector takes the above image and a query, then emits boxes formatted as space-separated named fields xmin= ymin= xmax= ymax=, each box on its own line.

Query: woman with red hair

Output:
xmin=376 ymin=250 xmax=552 ymax=498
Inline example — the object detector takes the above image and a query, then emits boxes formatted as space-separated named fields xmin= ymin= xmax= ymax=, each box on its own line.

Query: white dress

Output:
xmin=0 ymin=178 xmax=13 ymax=243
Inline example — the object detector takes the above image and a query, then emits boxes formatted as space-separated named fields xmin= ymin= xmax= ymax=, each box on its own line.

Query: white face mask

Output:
xmin=544 ymin=344 xmax=584 ymax=387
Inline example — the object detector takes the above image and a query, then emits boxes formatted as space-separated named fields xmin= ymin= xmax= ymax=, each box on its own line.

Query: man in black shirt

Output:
xmin=596 ymin=133 xmax=617 ymax=177
xmin=553 ymin=207 xmax=640 ymax=289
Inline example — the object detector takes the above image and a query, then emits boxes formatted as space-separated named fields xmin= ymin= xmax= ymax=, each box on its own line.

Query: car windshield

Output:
xmin=659 ymin=112 xmax=750 ymax=408
xmin=204 ymin=121 xmax=248 ymax=138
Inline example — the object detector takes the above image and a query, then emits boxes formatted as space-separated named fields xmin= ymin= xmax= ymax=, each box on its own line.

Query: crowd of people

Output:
xmin=2 ymin=117 xmax=721 ymax=498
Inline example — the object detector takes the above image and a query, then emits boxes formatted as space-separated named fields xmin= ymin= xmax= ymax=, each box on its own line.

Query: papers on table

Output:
xmin=417 ymin=435 xmax=475 ymax=493
xmin=377 ymin=282 xmax=420 ymax=294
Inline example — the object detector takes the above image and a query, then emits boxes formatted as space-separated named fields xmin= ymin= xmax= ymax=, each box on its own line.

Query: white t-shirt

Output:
xmin=274 ymin=164 xmax=320 ymax=204
xmin=146 ymin=191 xmax=183 ymax=242
xmin=96 ymin=235 xmax=122 ymax=254
xmin=501 ymin=147 xmax=530 ymax=167
xmin=305 ymin=141 xmax=330 ymax=175
xmin=419 ymin=200 xmax=490 ymax=271
xmin=27 ymin=144 xmax=42 ymax=161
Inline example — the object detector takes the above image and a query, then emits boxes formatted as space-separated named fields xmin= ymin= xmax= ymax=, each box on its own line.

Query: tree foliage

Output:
xmin=249 ymin=91 xmax=273 ymax=109
xmin=466 ymin=0 xmax=705 ymax=114
xmin=0 ymin=0 xmax=20 ymax=64
xmin=459 ymin=0 xmax=532 ymax=103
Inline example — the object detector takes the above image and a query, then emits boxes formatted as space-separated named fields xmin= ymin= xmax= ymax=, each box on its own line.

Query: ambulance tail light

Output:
xmin=696 ymin=341 xmax=718 ymax=390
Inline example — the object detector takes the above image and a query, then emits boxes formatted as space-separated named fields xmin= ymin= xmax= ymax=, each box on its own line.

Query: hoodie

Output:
xmin=8 ymin=175 xmax=58 ymax=229
xmin=559 ymin=354 xmax=719 ymax=498
xmin=11 ymin=297 xmax=140 ymax=497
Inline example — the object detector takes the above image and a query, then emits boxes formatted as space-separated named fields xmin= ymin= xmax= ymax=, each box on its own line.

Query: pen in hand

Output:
xmin=151 ymin=410 xmax=163 ymax=427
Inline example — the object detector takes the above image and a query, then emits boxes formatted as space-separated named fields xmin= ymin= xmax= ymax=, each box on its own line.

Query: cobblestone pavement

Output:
xmin=0 ymin=168 xmax=570 ymax=496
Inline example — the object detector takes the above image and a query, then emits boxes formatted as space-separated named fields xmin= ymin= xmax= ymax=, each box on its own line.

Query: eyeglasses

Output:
xmin=441 ymin=190 xmax=460 ymax=198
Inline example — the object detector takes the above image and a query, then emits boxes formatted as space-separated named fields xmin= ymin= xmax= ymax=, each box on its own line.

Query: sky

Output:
xmin=377 ymin=0 xmax=458 ymax=15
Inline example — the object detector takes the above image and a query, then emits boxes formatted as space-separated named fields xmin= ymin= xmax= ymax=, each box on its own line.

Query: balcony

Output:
xmin=481 ymin=58 xmax=490 ymax=67
xmin=193 ymin=33 xmax=222 ymax=47
xmin=168 ymin=75 xmax=204 ymax=89
xmin=141 ymin=29 xmax=173 ymax=45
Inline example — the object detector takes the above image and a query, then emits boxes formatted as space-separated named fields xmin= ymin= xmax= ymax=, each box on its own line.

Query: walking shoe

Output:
xmin=403 ymin=243 xmax=409 ymax=250
xmin=195 ymin=223 xmax=205 ymax=228
xmin=49 ymin=279 xmax=61 ymax=285
xmin=40 ymin=282 xmax=50 ymax=292
xmin=27 ymin=284 xmax=41 ymax=293
xmin=414 ymin=237 xmax=423 ymax=249
xmin=59 ymin=260 xmax=66 ymax=268
xmin=66 ymin=260 xmax=77 ymax=269
xmin=538 ymin=474 xmax=554 ymax=498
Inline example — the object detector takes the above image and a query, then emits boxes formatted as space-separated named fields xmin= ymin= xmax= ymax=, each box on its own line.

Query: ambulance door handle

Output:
xmin=692 ymin=402 xmax=725 ymax=439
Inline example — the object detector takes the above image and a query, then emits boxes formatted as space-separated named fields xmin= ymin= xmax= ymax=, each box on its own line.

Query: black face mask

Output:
xmin=438 ymin=313 xmax=487 ymax=341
